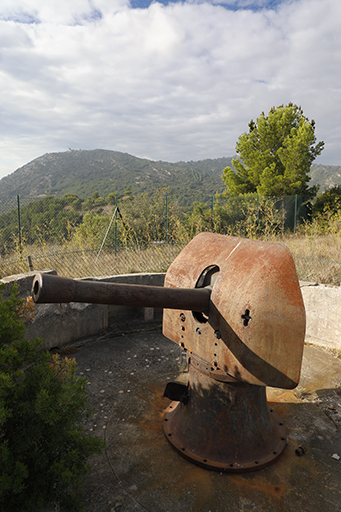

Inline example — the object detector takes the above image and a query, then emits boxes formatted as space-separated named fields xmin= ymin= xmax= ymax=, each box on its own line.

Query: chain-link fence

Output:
xmin=0 ymin=195 xmax=40 ymax=252
xmin=1 ymin=193 xmax=341 ymax=284
xmin=0 ymin=243 xmax=185 ymax=280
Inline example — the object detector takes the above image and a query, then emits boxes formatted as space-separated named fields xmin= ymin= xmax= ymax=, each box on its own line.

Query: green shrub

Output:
xmin=0 ymin=283 xmax=105 ymax=511
xmin=94 ymin=197 xmax=106 ymax=207
xmin=313 ymin=185 xmax=341 ymax=216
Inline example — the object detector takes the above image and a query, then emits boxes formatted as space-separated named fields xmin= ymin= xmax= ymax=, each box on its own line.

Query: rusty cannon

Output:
xmin=32 ymin=232 xmax=306 ymax=472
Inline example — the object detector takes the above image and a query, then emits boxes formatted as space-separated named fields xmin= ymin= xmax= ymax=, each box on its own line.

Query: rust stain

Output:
xmin=121 ymin=381 xmax=288 ymax=505
xmin=229 ymin=475 xmax=286 ymax=499
xmin=136 ymin=382 xmax=166 ymax=413
xmin=108 ymin=384 xmax=334 ymax=510
xmin=131 ymin=414 xmax=163 ymax=433
xmin=131 ymin=381 xmax=169 ymax=432
xmin=267 ymin=390 xmax=296 ymax=401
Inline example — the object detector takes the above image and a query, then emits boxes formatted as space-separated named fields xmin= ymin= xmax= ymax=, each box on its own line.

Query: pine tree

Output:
xmin=222 ymin=103 xmax=324 ymax=198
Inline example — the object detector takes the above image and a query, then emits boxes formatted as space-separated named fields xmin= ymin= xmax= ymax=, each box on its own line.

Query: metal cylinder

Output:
xmin=163 ymin=362 xmax=287 ymax=472
xmin=32 ymin=272 xmax=211 ymax=314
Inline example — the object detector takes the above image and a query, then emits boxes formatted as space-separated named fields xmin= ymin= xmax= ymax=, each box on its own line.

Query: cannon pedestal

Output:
xmin=163 ymin=362 xmax=287 ymax=472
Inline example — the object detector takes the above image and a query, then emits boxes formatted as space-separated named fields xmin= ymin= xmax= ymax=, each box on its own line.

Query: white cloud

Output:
xmin=0 ymin=0 xmax=115 ymax=24
xmin=0 ymin=0 xmax=340 ymax=179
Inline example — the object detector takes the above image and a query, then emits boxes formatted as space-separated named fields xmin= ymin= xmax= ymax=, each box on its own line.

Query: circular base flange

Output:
xmin=163 ymin=401 xmax=287 ymax=472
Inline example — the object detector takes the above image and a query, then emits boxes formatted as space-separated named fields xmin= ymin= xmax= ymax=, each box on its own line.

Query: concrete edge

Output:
xmin=1 ymin=271 xmax=340 ymax=352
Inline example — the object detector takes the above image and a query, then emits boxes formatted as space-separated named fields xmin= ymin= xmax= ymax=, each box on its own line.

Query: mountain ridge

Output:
xmin=0 ymin=149 xmax=340 ymax=207
xmin=0 ymin=149 xmax=232 ymax=205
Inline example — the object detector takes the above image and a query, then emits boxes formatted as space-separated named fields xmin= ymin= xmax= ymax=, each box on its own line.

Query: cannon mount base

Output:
xmin=163 ymin=364 xmax=287 ymax=472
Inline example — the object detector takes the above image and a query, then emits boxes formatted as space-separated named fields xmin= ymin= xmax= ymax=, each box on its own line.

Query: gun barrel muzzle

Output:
xmin=32 ymin=273 xmax=211 ymax=314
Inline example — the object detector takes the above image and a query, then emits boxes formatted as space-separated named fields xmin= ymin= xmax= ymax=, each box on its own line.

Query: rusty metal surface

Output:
xmin=163 ymin=363 xmax=287 ymax=472
xmin=163 ymin=233 xmax=306 ymax=389
xmin=32 ymin=272 xmax=211 ymax=313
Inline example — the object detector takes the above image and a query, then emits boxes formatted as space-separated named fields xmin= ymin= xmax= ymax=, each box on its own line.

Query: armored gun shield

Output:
xmin=162 ymin=233 xmax=305 ymax=471
xmin=163 ymin=232 xmax=305 ymax=389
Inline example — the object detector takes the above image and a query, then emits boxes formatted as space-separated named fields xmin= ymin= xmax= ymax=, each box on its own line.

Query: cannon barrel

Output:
xmin=32 ymin=272 xmax=211 ymax=314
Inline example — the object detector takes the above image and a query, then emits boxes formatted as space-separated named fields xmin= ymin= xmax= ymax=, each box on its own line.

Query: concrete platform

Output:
xmin=69 ymin=323 xmax=341 ymax=512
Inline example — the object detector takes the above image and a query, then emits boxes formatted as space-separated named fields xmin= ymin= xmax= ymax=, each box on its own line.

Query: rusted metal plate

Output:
xmin=163 ymin=233 xmax=306 ymax=389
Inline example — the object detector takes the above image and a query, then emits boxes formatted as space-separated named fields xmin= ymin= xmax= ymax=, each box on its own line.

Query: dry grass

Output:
xmin=1 ymin=210 xmax=341 ymax=285
xmin=281 ymin=233 xmax=341 ymax=285
xmin=0 ymin=242 xmax=185 ymax=279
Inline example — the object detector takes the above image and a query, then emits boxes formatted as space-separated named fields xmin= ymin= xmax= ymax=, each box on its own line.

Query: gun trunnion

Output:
xmin=32 ymin=233 xmax=306 ymax=472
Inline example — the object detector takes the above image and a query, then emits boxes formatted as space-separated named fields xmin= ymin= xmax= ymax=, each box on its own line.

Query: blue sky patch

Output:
xmin=2 ymin=12 xmax=40 ymax=24
xmin=129 ymin=0 xmax=287 ymax=10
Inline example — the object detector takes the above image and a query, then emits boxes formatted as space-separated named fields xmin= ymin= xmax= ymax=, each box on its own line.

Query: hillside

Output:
xmin=0 ymin=150 xmax=339 ymax=212
xmin=0 ymin=150 xmax=232 ymax=206
xmin=309 ymin=164 xmax=341 ymax=191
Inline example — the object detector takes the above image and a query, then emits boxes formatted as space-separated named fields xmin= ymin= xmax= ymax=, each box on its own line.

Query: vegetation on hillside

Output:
xmin=0 ymin=175 xmax=334 ymax=254
xmin=1 ymin=191 xmax=340 ymax=285
xmin=0 ymin=150 xmax=232 ymax=209
xmin=0 ymin=148 xmax=339 ymax=219
xmin=313 ymin=185 xmax=341 ymax=216
xmin=309 ymin=164 xmax=341 ymax=191
xmin=0 ymin=116 xmax=340 ymax=283
xmin=0 ymin=196 xmax=82 ymax=250
xmin=0 ymin=186 xmax=314 ymax=255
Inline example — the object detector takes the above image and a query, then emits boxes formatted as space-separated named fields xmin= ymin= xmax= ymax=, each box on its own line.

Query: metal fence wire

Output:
xmin=0 ymin=244 xmax=185 ymax=280
xmin=1 ymin=194 xmax=341 ymax=284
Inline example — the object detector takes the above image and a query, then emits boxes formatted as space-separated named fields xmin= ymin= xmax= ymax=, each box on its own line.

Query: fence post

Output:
xmin=256 ymin=195 xmax=260 ymax=226
xmin=115 ymin=196 xmax=118 ymax=256
xmin=166 ymin=196 xmax=169 ymax=244
xmin=211 ymin=195 xmax=214 ymax=231
xmin=96 ymin=201 xmax=118 ymax=264
xmin=17 ymin=195 xmax=23 ymax=257
xmin=294 ymin=194 xmax=298 ymax=233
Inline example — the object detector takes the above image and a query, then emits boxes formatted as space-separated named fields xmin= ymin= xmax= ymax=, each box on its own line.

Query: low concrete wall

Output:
xmin=1 ymin=272 xmax=341 ymax=352
xmin=300 ymin=282 xmax=341 ymax=352
xmin=86 ymin=272 xmax=165 ymax=323
xmin=1 ymin=270 xmax=108 ymax=350
xmin=1 ymin=271 xmax=164 ymax=350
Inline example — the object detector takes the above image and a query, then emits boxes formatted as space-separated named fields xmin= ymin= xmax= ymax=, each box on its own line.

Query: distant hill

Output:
xmin=0 ymin=150 xmax=232 ymax=208
xmin=309 ymin=164 xmax=341 ymax=191
xmin=0 ymin=150 xmax=339 ymax=213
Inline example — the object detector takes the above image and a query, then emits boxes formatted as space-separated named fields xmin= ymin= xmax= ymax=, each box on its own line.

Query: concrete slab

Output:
xmin=67 ymin=325 xmax=341 ymax=512
xmin=301 ymin=282 xmax=341 ymax=351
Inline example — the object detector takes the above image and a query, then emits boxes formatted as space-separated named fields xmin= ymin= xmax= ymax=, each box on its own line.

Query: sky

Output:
xmin=0 ymin=0 xmax=340 ymax=180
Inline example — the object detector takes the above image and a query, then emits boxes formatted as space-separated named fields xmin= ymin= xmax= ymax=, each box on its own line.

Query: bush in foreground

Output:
xmin=0 ymin=283 xmax=105 ymax=511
